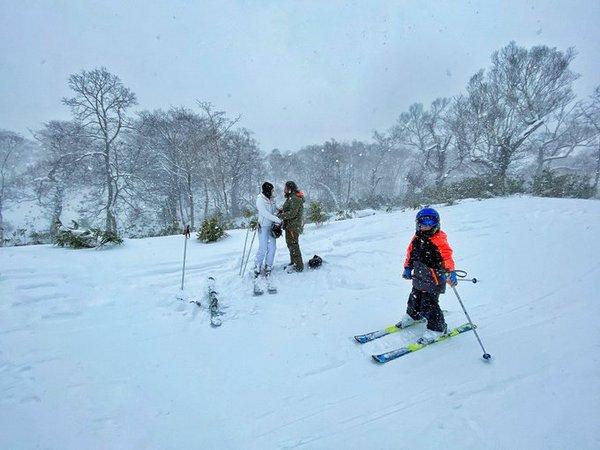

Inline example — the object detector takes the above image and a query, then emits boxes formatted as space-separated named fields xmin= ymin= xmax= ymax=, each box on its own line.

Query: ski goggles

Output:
xmin=416 ymin=216 xmax=438 ymax=227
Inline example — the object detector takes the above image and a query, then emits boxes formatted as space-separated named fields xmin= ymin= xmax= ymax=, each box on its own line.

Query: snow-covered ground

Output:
xmin=1 ymin=196 xmax=599 ymax=450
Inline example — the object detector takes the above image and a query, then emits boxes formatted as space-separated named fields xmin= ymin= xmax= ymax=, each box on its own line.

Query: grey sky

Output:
xmin=1 ymin=0 xmax=599 ymax=152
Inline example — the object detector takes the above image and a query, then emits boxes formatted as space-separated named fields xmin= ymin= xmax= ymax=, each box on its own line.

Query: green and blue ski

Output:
xmin=372 ymin=323 xmax=476 ymax=363
xmin=354 ymin=319 xmax=425 ymax=344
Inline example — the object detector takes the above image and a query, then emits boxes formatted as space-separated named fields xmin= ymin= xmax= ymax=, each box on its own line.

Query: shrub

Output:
xmin=29 ymin=231 xmax=52 ymax=245
xmin=197 ymin=214 xmax=228 ymax=243
xmin=308 ymin=201 xmax=328 ymax=225
xmin=55 ymin=221 xmax=123 ymax=249
xmin=532 ymin=170 xmax=594 ymax=199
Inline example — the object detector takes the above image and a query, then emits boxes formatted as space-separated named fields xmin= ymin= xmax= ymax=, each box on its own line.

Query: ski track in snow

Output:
xmin=1 ymin=196 xmax=600 ymax=449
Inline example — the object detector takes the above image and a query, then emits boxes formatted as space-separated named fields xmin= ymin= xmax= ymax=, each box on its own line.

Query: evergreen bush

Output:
xmin=308 ymin=201 xmax=328 ymax=225
xmin=197 ymin=214 xmax=228 ymax=243
xmin=532 ymin=170 xmax=594 ymax=199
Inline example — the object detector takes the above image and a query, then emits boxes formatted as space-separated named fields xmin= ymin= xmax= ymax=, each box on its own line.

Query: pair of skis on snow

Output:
xmin=253 ymin=264 xmax=294 ymax=295
xmin=354 ymin=320 xmax=476 ymax=363
xmin=252 ymin=263 xmax=304 ymax=295
xmin=189 ymin=277 xmax=224 ymax=327
xmin=253 ymin=275 xmax=277 ymax=296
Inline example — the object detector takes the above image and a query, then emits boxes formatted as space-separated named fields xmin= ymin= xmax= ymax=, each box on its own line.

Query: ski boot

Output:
xmin=265 ymin=266 xmax=277 ymax=294
xmin=285 ymin=264 xmax=303 ymax=274
xmin=395 ymin=313 xmax=418 ymax=329
xmin=417 ymin=324 xmax=448 ymax=345
xmin=252 ymin=265 xmax=264 ymax=296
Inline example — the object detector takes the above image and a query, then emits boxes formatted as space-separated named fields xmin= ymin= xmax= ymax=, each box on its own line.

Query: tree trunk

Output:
xmin=187 ymin=172 xmax=194 ymax=228
xmin=536 ymin=147 xmax=545 ymax=178
xmin=104 ymin=145 xmax=116 ymax=233
xmin=222 ymin=186 xmax=229 ymax=217
xmin=178 ymin=191 xmax=185 ymax=225
xmin=435 ymin=149 xmax=447 ymax=187
xmin=497 ymin=145 xmax=512 ymax=194
xmin=49 ymin=183 xmax=64 ymax=238
xmin=594 ymin=138 xmax=600 ymax=197
xmin=345 ymin=166 xmax=353 ymax=206
xmin=203 ymin=181 xmax=209 ymax=218
xmin=230 ymin=178 xmax=240 ymax=218
xmin=0 ymin=197 xmax=4 ymax=247
xmin=167 ymin=176 xmax=180 ymax=228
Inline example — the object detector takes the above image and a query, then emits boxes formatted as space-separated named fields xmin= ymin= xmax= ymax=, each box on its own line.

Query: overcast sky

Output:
xmin=1 ymin=0 xmax=599 ymax=152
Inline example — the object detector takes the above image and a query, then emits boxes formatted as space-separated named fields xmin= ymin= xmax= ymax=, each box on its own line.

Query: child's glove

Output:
xmin=447 ymin=271 xmax=458 ymax=286
xmin=402 ymin=267 xmax=413 ymax=280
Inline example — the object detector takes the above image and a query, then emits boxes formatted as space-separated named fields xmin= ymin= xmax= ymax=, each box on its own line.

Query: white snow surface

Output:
xmin=1 ymin=196 xmax=599 ymax=450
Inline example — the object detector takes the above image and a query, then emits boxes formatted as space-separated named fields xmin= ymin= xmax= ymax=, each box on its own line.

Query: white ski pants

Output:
xmin=254 ymin=224 xmax=277 ymax=270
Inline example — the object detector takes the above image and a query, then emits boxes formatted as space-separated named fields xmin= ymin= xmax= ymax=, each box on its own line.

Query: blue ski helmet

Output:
xmin=415 ymin=207 xmax=440 ymax=229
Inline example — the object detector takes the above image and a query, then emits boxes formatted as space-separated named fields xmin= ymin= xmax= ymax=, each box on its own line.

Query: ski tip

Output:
xmin=371 ymin=354 xmax=386 ymax=364
xmin=354 ymin=336 xmax=366 ymax=344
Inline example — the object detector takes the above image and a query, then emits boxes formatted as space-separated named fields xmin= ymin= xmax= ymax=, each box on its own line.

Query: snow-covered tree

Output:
xmin=63 ymin=67 xmax=137 ymax=233
xmin=0 ymin=130 xmax=28 ymax=245
xmin=33 ymin=120 xmax=91 ymax=238
xmin=580 ymin=86 xmax=600 ymax=196
xmin=454 ymin=42 xmax=578 ymax=192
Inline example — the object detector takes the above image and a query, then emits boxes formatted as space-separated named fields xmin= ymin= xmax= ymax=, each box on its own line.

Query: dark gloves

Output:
xmin=402 ymin=267 xmax=412 ymax=280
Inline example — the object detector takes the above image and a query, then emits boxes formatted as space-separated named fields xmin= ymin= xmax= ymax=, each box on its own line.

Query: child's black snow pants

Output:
xmin=406 ymin=288 xmax=446 ymax=332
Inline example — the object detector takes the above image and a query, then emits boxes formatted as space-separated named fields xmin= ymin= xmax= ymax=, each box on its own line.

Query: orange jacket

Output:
xmin=404 ymin=229 xmax=455 ymax=272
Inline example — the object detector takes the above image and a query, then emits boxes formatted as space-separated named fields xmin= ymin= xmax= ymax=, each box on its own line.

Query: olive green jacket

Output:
xmin=281 ymin=193 xmax=305 ymax=234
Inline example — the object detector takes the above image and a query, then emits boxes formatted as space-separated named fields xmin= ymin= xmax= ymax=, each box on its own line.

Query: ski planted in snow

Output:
xmin=371 ymin=323 xmax=476 ymax=363
xmin=208 ymin=277 xmax=223 ymax=327
xmin=354 ymin=319 xmax=425 ymax=344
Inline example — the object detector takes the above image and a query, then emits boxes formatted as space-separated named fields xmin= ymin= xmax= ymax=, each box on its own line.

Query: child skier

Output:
xmin=397 ymin=207 xmax=458 ymax=344
xmin=253 ymin=182 xmax=282 ymax=294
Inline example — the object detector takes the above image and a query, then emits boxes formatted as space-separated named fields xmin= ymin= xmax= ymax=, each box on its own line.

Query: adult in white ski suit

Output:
xmin=254 ymin=182 xmax=282 ymax=273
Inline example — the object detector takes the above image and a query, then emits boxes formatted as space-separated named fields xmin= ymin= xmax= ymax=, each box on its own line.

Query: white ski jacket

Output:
xmin=256 ymin=193 xmax=282 ymax=228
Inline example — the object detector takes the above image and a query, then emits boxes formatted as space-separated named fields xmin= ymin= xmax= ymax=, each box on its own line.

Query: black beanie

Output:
xmin=261 ymin=182 xmax=274 ymax=198
xmin=285 ymin=180 xmax=298 ymax=193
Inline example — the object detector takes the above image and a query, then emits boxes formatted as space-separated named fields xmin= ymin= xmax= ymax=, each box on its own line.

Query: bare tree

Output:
xmin=580 ymin=86 xmax=600 ymax=195
xmin=526 ymin=102 xmax=592 ymax=176
xmin=33 ymin=121 xmax=90 ymax=237
xmin=0 ymin=130 xmax=28 ymax=245
xmin=63 ymin=67 xmax=137 ymax=233
xmin=457 ymin=42 xmax=578 ymax=191
xmin=224 ymin=128 xmax=264 ymax=217
xmin=197 ymin=102 xmax=243 ymax=217
xmin=390 ymin=99 xmax=462 ymax=187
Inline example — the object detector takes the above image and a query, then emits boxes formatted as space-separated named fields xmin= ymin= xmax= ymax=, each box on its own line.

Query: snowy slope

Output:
xmin=1 ymin=196 xmax=599 ymax=450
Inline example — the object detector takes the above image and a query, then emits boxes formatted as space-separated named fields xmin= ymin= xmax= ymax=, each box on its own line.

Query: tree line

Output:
xmin=1 ymin=41 xmax=599 ymax=246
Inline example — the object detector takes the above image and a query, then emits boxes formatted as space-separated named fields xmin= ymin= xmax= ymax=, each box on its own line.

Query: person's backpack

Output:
xmin=271 ymin=223 xmax=283 ymax=238
xmin=308 ymin=254 xmax=323 ymax=269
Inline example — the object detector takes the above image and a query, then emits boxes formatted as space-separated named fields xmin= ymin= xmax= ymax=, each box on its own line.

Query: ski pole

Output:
xmin=180 ymin=225 xmax=191 ymax=290
xmin=450 ymin=284 xmax=491 ymax=361
xmin=239 ymin=226 xmax=250 ymax=276
xmin=241 ymin=227 xmax=257 ymax=278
